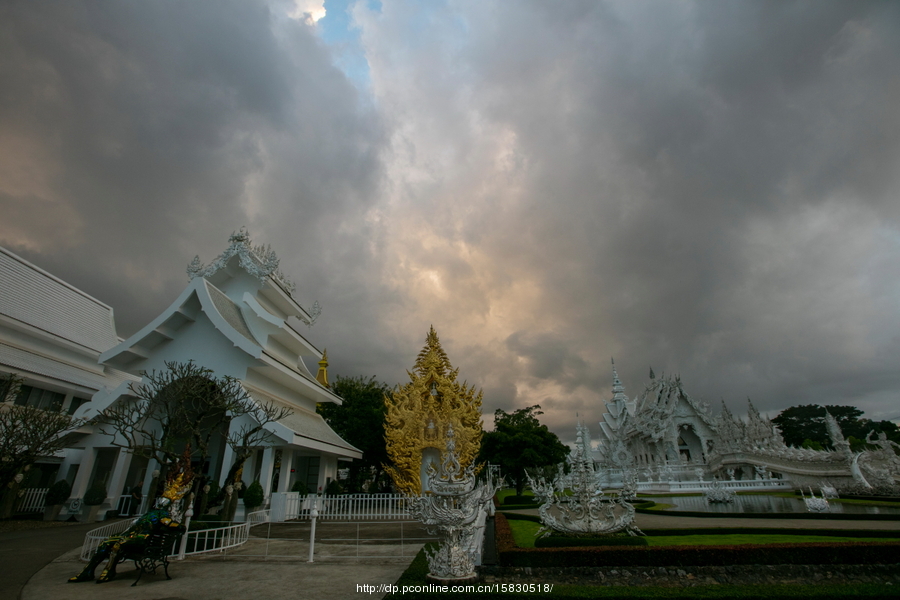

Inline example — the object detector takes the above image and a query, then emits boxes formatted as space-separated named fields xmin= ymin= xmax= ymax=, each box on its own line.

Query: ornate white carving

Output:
xmin=527 ymin=432 xmax=642 ymax=538
xmin=800 ymin=487 xmax=829 ymax=512
xmin=704 ymin=479 xmax=736 ymax=503
xmin=188 ymin=229 xmax=293 ymax=295
xmin=820 ymin=484 xmax=839 ymax=500
xmin=406 ymin=425 xmax=499 ymax=581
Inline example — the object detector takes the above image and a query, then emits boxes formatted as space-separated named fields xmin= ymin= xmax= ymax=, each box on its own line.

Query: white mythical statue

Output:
xmin=527 ymin=428 xmax=642 ymax=538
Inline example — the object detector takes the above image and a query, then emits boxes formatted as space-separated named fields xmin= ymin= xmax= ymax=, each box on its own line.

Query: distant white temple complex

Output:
xmin=1 ymin=231 xmax=359 ymax=520
xmin=587 ymin=360 xmax=900 ymax=493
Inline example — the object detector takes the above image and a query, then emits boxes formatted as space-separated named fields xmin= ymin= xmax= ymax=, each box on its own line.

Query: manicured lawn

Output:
xmin=506 ymin=518 xmax=900 ymax=549
xmin=496 ymin=488 xmax=535 ymax=502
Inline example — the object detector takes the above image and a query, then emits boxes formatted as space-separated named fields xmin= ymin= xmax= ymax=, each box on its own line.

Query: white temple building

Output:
xmin=1 ymin=232 xmax=360 ymax=520
xmin=0 ymin=246 xmax=139 ymax=492
xmin=590 ymin=359 xmax=892 ymax=492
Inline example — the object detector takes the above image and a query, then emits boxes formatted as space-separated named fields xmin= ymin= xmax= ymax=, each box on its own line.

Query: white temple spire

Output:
xmin=611 ymin=357 xmax=627 ymax=404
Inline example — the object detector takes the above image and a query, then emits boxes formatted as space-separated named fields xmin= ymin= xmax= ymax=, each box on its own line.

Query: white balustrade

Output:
xmin=15 ymin=487 xmax=48 ymax=513
xmin=268 ymin=493 xmax=410 ymax=522
xmin=80 ymin=518 xmax=138 ymax=561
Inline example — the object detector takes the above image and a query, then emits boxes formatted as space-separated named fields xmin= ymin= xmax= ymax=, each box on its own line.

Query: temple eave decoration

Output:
xmin=384 ymin=327 xmax=482 ymax=495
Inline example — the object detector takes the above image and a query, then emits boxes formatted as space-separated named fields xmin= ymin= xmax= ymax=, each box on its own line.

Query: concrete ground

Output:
xmin=7 ymin=512 xmax=900 ymax=600
xmin=8 ymin=519 xmax=433 ymax=600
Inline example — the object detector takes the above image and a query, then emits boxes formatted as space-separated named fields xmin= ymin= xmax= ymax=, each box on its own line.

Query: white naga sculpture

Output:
xmin=527 ymin=429 xmax=643 ymax=538
xmin=406 ymin=426 xmax=499 ymax=582
xmin=704 ymin=479 xmax=736 ymax=503
xmin=800 ymin=487 xmax=829 ymax=513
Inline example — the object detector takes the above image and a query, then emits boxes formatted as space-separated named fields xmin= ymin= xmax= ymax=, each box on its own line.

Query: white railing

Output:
xmin=81 ymin=518 xmax=137 ymax=561
xmin=181 ymin=522 xmax=250 ymax=557
xmin=15 ymin=488 xmax=48 ymax=513
xmin=246 ymin=509 xmax=269 ymax=525
xmin=269 ymin=493 xmax=410 ymax=522
xmin=81 ymin=511 xmax=269 ymax=562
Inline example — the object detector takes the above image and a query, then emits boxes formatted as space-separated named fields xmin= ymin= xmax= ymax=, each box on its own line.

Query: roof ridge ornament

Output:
xmin=187 ymin=227 xmax=297 ymax=294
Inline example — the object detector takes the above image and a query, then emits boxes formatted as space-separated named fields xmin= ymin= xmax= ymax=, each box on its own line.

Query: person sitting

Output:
xmin=69 ymin=456 xmax=193 ymax=584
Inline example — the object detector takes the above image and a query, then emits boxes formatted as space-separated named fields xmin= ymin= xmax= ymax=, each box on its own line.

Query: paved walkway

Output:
xmin=0 ymin=520 xmax=115 ymax=600
xmin=6 ymin=519 xmax=425 ymax=600
xmin=7 ymin=512 xmax=900 ymax=600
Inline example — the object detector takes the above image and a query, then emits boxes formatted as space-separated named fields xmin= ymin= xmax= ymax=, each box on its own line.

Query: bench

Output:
xmin=127 ymin=529 xmax=183 ymax=586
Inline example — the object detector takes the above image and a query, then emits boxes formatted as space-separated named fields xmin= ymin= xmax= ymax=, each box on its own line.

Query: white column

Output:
xmin=70 ymin=448 xmax=97 ymax=500
xmin=278 ymin=449 xmax=294 ymax=493
xmin=258 ymin=447 xmax=276 ymax=496
xmin=320 ymin=455 xmax=337 ymax=492
xmin=141 ymin=458 xmax=159 ymax=512
xmin=106 ymin=449 xmax=134 ymax=506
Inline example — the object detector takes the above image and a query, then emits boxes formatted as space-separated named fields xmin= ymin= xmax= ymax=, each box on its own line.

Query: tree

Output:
xmin=97 ymin=361 xmax=289 ymax=506
xmin=0 ymin=373 xmax=85 ymax=518
xmin=771 ymin=404 xmax=895 ymax=449
xmin=478 ymin=405 xmax=569 ymax=496
xmin=317 ymin=375 xmax=392 ymax=493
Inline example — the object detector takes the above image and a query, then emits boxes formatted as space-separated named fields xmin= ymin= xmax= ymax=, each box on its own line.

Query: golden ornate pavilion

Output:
xmin=384 ymin=327 xmax=483 ymax=495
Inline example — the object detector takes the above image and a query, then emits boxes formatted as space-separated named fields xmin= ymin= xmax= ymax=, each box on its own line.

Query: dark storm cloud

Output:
xmin=352 ymin=0 xmax=900 ymax=434
xmin=2 ymin=0 xmax=899 ymax=446
xmin=0 ymin=0 xmax=383 ymax=338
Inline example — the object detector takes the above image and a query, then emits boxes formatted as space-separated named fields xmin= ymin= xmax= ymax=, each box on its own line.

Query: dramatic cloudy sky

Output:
xmin=2 ymin=0 xmax=899 ymax=442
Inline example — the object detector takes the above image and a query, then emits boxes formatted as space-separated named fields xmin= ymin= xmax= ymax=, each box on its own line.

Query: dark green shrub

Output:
xmin=244 ymin=481 xmax=264 ymax=510
xmin=84 ymin=484 xmax=107 ymax=506
xmin=535 ymin=535 xmax=648 ymax=548
xmin=46 ymin=479 xmax=72 ymax=505
xmin=325 ymin=479 xmax=344 ymax=495
xmin=291 ymin=480 xmax=309 ymax=493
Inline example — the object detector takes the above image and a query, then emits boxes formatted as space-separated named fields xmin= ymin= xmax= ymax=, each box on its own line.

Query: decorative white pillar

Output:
xmin=106 ymin=449 xmax=134 ymax=508
xmin=70 ymin=448 xmax=98 ymax=500
xmin=278 ymin=449 xmax=294 ymax=493
xmin=258 ymin=447 xmax=276 ymax=496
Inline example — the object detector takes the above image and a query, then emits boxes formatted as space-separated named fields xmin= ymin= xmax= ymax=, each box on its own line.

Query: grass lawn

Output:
xmin=506 ymin=518 xmax=900 ymax=549
xmin=496 ymin=488 xmax=535 ymax=503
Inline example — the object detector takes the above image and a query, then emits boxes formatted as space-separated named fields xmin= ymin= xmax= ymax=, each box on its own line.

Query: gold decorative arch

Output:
xmin=384 ymin=327 xmax=483 ymax=495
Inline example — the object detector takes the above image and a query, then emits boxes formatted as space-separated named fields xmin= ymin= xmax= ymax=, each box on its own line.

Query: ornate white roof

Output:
xmin=0 ymin=247 xmax=118 ymax=354
xmin=247 ymin=390 xmax=362 ymax=459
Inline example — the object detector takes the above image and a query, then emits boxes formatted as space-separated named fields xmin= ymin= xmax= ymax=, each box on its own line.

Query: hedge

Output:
xmin=494 ymin=512 xmax=900 ymax=568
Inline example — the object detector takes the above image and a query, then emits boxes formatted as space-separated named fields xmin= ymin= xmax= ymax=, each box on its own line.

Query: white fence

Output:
xmin=81 ymin=518 xmax=137 ymax=561
xmin=80 ymin=510 xmax=271 ymax=562
xmin=269 ymin=493 xmax=410 ymax=522
xmin=15 ymin=487 xmax=48 ymax=513
xmin=636 ymin=478 xmax=791 ymax=493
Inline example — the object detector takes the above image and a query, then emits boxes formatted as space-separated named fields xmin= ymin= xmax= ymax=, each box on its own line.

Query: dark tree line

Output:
xmin=772 ymin=404 xmax=899 ymax=451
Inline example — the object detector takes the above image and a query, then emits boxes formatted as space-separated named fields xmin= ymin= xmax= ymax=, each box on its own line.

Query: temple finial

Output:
xmin=315 ymin=349 xmax=329 ymax=388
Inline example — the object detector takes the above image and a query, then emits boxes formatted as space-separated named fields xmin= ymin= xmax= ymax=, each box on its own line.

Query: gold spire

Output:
xmin=315 ymin=349 xmax=329 ymax=388
xmin=384 ymin=326 xmax=483 ymax=495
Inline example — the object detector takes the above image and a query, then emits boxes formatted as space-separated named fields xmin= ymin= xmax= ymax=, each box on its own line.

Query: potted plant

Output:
xmin=243 ymin=481 xmax=264 ymax=513
xmin=81 ymin=484 xmax=108 ymax=522
xmin=43 ymin=479 xmax=71 ymax=521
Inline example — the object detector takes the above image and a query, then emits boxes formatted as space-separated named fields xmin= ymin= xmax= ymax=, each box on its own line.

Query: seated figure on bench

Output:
xmin=69 ymin=457 xmax=192 ymax=584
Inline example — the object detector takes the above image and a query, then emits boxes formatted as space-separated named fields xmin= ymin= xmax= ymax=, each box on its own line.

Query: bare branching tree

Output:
xmin=97 ymin=361 xmax=291 ymax=509
xmin=0 ymin=372 xmax=85 ymax=518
